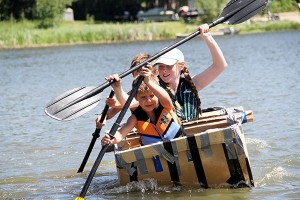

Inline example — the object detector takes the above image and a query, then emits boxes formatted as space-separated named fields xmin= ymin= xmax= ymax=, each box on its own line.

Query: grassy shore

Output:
xmin=1 ymin=17 xmax=300 ymax=49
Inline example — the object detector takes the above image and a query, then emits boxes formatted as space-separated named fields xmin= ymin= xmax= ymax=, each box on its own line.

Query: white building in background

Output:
xmin=64 ymin=8 xmax=74 ymax=21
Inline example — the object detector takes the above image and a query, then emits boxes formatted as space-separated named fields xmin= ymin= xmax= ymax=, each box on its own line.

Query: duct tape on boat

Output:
xmin=232 ymin=124 xmax=245 ymax=155
xmin=200 ymin=132 xmax=213 ymax=157
xmin=115 ymin=154 xmax=136 ymax=176
xmin=171 ymin=140 xmax=181 ymax=175
xmin=223 ymin=128 xmax=237 ymax=160
xmin=134 ymin=149 xmax=148 ymax=175
xmin=153 ymin=144 xmax=176 ymax=164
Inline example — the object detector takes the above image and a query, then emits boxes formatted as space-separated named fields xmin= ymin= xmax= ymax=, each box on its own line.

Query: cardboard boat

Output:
xmin=113 ymin=106 xmax=254 ymax=188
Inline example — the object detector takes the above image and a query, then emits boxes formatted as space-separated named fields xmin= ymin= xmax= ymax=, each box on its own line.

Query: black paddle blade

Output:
xmin=220 ymin=0 xmax=268 ymax=24
xmin=45 ymin=86 xmax=101 ymax=121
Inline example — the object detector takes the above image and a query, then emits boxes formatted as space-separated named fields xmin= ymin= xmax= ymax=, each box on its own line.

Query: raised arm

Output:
xmin=140 ymin=66 xmax=173 ymax=109
xmin=105 ymin=74 xmax=139 ymax=108
xmin=105 ymin=74 xmax=129 ymax=105
xmin=192 ymin=24 xmax=228 ymax=91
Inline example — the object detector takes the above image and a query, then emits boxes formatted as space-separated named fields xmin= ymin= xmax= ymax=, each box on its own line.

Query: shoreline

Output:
xmin=3 ymin=29 xmax=299 ymax=51
xmin=251 ymin=11 xmax=300 ymax=23
xmin=1 ymin=12 xmax=300 ymax=50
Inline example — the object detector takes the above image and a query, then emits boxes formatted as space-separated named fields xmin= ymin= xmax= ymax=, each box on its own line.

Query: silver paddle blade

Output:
xmin=45 ymin=86 xmax=101 ymax=121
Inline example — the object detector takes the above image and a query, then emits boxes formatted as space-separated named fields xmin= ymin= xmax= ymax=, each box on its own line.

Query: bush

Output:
xmin=195 ymin=0 xmax=228 ymax=23
xmin=33 ymin=0 xmax=74 ymax=28
xmin=270 ymin=0 xmax=298 ymax=13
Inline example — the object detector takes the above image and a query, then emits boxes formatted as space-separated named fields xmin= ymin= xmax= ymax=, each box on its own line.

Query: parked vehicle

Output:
xmin=178 ymin=6 xmax=204 ymax=22
xmin=137 ymin=7 xmax=179 ymax=22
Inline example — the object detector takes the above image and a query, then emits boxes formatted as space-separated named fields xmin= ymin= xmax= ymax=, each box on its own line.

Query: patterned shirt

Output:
xmin=159 ymin=77 xmax=199 ymax=122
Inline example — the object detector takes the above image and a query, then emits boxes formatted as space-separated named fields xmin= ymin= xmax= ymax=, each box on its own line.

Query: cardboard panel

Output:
xmin=177 ymin=151 xmax=199 ymax=185
xmin=138 ymin=157 xmax=173 ymax=184
xmin=118 ymin=168 xmax=131 ymax=185
xmin=201 ymin=144 xmax=231 ymax=186
xmin=120 ymin=150 xmax=136 ymax=163
xmin=115 ymin=108 xmax=254 ymax=188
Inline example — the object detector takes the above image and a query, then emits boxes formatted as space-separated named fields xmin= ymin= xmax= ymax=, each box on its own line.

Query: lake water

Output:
xmin=1 ymin=30 xmax=299 ymax=200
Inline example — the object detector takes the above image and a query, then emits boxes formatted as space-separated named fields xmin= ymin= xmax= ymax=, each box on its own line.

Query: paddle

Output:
xmin=45 ymin=86 xmax=102 ymax=121
xmin=75 ymin=76 xmax=144 ymax=200
xmin=77 ymin=90 xmax=115 ymax=173
xmin=45 ymin=0 xmax=268 ymax=122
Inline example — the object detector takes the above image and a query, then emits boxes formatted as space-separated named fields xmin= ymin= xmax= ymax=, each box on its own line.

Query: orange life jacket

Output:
xmin=133 ymin=104 xmax=183 ymax=145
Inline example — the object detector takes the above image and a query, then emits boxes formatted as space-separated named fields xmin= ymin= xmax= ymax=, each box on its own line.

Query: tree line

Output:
xmin=0 ymin=0 xmax=297 ymax=27
xmin=0 ymin=0 xmax=179 ymax=21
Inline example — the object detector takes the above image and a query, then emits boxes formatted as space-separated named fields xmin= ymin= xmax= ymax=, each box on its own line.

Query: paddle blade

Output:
xmin=45 ymin=86 xmax=101 ymax=121
xmin=220 ymin=0 xmax=268 ymax=25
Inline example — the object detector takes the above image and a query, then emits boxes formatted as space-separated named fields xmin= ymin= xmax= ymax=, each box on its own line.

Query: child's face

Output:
xmin=157 ymin=63 xmax=182 ymax=84
xmin=135 ymin=90 xmax=158 ymax=112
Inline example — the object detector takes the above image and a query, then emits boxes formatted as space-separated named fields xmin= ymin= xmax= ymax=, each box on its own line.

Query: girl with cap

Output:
xmin=153 ymin=24 xmax=227 ymax=122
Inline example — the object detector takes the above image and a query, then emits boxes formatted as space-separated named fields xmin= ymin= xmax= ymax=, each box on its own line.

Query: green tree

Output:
xmin=0 ymin=0 xmax=35 ymax=21
xmin=33 ymin=0 xmax=74 ymax=28
xmin=270 ymin=0 xmax=298 ymax=13
xmin=195 ymin=0 xmax=227 ymax=23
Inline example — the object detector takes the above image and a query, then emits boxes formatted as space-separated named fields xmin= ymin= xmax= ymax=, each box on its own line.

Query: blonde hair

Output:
xmin=130 ymin=53 xmax=156 ymax=74
xmin=131 ymin=53 xmax=151 ymax=67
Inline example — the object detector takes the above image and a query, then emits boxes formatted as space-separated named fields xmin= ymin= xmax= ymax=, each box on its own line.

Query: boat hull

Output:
xmin=114 ymin=107 xmax=254 ymax=188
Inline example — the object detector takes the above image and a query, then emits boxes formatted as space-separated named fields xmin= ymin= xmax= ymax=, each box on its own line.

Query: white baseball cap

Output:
xmin=153 ymin=48 xmax=184 ymax=66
